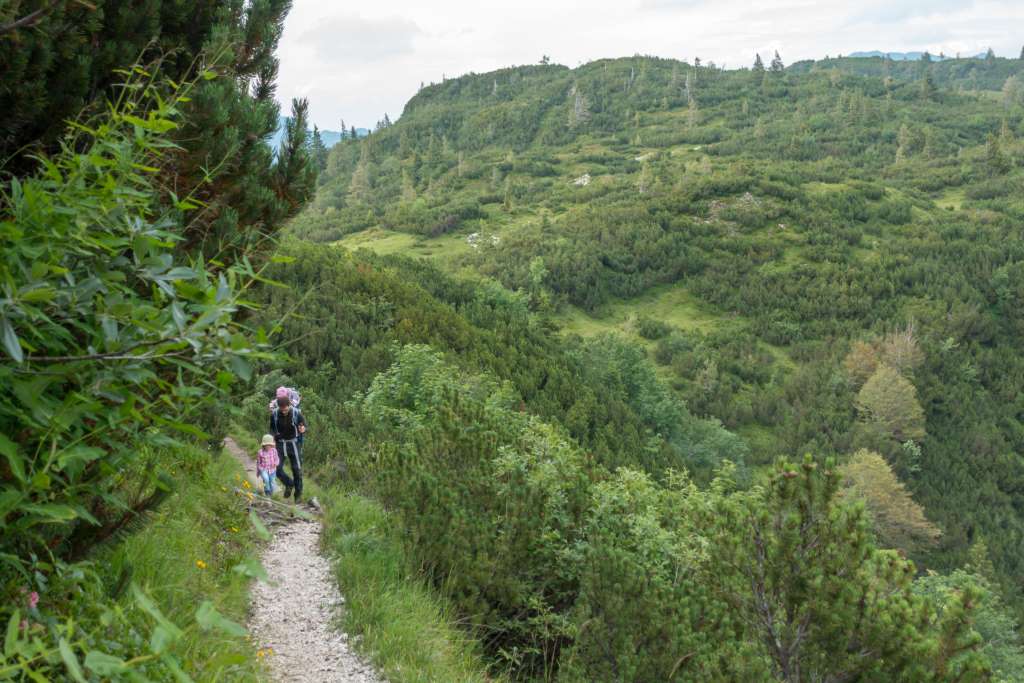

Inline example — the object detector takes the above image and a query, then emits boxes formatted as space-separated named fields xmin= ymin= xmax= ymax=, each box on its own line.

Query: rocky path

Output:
xmin=223 ymin=437 xmax=383 ymax=683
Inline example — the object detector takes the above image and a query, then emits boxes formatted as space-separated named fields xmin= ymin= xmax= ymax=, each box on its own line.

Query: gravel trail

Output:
xmin=224 ymin=437 xmax=384 ymax=683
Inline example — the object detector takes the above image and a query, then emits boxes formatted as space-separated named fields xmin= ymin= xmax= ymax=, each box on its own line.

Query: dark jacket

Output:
xmin=270 ymin=406 xmax=305 ymax=442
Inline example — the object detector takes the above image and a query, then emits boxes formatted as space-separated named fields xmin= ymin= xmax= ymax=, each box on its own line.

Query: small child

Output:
xmin=256 ymin=434 xmax=280 ymax=496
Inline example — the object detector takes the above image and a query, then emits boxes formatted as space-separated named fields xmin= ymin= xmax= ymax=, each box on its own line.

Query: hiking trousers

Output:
xmin=274 ymin=439 xmax=302 ymax=499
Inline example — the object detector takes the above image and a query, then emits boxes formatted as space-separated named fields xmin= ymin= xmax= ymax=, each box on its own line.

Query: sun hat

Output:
xmin=261 ymin=434 xmax=275 ymax=446
xmin=276 ymin=386 xmax=289 ymax=399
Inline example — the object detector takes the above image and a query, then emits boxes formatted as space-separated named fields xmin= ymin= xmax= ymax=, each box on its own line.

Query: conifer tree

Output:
xmin=708 ymin=457 xmax=988 ymax=681
xmin=1000 ymin=118 xmax=1014 ymax=146
xmin=568 ymin=84 xmax=592 ymax=128
xmin=274 ymin=98 xmax=317 ymax=214
xmin=920 ymin=70 xmax=937 ymax=100
xmin=753 ymin=53 xmax=765 ymax=72
xmin=311 ymin=125 xmax=329 ymax=174
xmin=1002 ymin=75 xmax=1023 ymax=108
xmin=770 ymin=50 xmax=784 ymax=72
xmin=986 ymin=47 xmax=996 ymax=63
xmin=348 ymin=144 xmax=373 ymax=204
xmin=687 ymin=97 xmax=700 ymax=128
xmin=986 ymin=133 xmax=1011 ymax=175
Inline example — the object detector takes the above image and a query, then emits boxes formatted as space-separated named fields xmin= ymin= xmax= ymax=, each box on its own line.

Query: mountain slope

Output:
xmin=291 ymin=55 xmax=1024 ymax=616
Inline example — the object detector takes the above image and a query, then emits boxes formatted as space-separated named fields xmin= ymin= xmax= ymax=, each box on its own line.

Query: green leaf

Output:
xmin=270 ymin=255 xmax=296 ymax=264
xmin=0 ymin=434 xmax=25 ymax=483
xmin=195 ymin=601 xmax=246 ymax=636
xmin=150 ymin=625 xmax=175 ymax=655
xmin=131 ymin=584 xmax=182 ymax=640
xmin=161 ymin=652 xmax=194 ymax=683
xmin=4 ymin=610 xmax=19 ymax=656
xmin=249 ymin=509 xmax=272 ymax=541
xmin=0 ymin=316 xmax=23 ymax=363
xmin=0 ymin=489 xmax=24 ymax=520
xmin=229 ymin=354 xmax=251 ymax=381
xmin=30 ymin=472 xmax=50 ymax=491
xmin=84 ymin=651 xmax=128 ymax=675
xmin=208 ymin=651 xmax=248 ymax=669
xmin=56 ymin=445 xmax=104 ymax=472
xmin=232 ymin=557 xmax=270 ymax=583
xmin=19 ymin=287 xmax=56 ymax=303
xmin=21 ymin=503 xmax=77 ymax=521
xmin=58 ymin=638 xmax=87 ymax=683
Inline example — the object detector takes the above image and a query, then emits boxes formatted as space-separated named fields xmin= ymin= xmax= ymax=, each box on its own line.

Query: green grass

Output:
xmin=335 ymin=226 xmax=480 ymax=265
xmin=97 ymin=446 xmax=267 ymax=680
xmin=555 ymin=282 xmax=724 ymax=341
xmin=934 ymin=187 xmax=966 ymax=210
xmin=317 ymin=485 xmax=498 ymax=683
xmin=335 ymin=227 xmax=420 ymax=255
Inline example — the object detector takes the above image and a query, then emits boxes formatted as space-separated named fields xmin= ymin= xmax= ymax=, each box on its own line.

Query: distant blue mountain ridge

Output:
xmin=847 ymin=50 xmax=986 ymax=61
xmin=267 ymin=116 xmax=368 ymax=150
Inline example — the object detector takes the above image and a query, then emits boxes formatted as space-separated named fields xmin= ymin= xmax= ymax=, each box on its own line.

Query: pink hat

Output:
xmin=276 ymin=386 xmax=289 ymax=399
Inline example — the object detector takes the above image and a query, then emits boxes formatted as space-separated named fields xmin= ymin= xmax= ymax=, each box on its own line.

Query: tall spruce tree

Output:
xmin=770 ymin=50 xmax=784 ymax=72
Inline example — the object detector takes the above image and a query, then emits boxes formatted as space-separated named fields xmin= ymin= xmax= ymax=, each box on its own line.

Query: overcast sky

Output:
xmin=275 ymin=0 xmax=1023 ymax=130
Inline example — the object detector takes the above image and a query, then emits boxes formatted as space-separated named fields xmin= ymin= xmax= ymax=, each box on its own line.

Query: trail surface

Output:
xmin=224 ymin=437 xmax=383 ymax=683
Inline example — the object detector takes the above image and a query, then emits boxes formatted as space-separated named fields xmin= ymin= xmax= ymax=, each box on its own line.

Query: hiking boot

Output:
xmin=283 ymin=485 xmax=292 ymax=500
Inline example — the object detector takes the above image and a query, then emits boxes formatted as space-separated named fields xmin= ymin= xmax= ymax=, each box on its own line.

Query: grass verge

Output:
xmin=316 ymin=484 xmax=498 ymax=683
xmin=96 ymin=445 xmax=266 ymax=680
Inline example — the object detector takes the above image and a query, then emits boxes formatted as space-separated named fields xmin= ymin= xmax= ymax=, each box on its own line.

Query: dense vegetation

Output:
xmin=0 ymin=1 xmax=316 ymax=678
xmin=271 ymin=50 xmax=1024 ymax=679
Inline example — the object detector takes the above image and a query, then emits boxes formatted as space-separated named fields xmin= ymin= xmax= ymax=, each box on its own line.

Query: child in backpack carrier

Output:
xmin=256 ymin=434 xmax=280 ymax=496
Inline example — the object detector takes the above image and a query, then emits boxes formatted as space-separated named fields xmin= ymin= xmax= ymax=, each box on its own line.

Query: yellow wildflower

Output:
xmin=230 ymin=526 xmax=239 ymax=533
xmin=242 ymin=480 xmax=251 ymax=490
xmin=195 ymin=560 xmax=207 ymax=570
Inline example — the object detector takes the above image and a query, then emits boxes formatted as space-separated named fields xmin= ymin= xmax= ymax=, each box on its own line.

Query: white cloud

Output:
xmin=275 ymin=0 xmax=1024 ymax=130
xmin=300 ymin=15 xmax=421 ymax=63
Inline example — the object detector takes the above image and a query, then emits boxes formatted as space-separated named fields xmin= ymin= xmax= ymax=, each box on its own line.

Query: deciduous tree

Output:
xmin=841 ymin=449 xmax=941 ymax=551
xmin=856 ymin=365 xmax=927 ymax=441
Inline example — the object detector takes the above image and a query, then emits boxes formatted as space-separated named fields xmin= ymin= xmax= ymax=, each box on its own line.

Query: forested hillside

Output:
xmin=269 ymin=52 xmax=1024 ymax=678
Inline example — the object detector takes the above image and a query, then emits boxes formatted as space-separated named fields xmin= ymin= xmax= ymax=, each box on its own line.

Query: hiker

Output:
xmin=256 ymin=434 xmax=280 ymax=496
xmin=269 ymin=386 xmax=303 ymax=447
xmin=270 ymin=395 xmax=306 ymax=502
